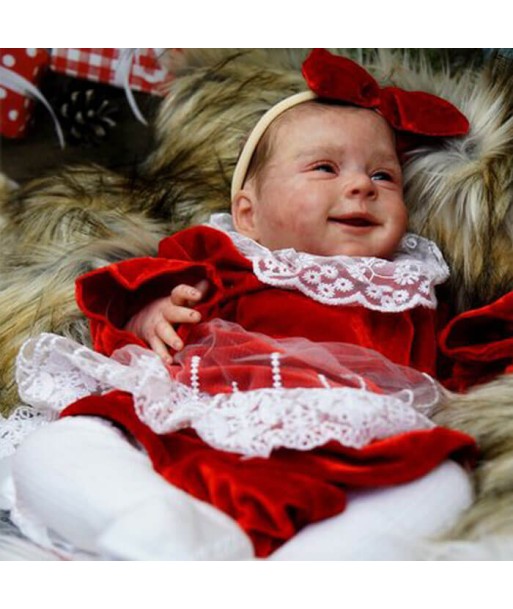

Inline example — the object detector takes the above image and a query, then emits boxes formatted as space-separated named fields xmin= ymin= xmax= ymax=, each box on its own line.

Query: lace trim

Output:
xmin=0 ymin=406 xmax=55 ymax=459
xmin=15 ymin=333 xmax=437 ymax=459
xmin=208 ymin=213 xmax=449 ymax=312
xmin=190 ymin=385 xmax=436 ymax=458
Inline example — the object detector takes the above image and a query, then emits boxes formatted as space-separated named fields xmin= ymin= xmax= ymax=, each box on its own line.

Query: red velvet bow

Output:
xmin=302 ymin=48 xmax=469 ymax=138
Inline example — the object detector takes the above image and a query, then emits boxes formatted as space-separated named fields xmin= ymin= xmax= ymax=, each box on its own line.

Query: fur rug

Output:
xmin=2 ymin=48 xmax=513 ymax=558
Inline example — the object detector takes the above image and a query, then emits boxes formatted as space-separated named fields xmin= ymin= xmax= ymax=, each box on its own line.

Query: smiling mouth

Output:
xmin=329 ymin=215 xmax=379 ymax=228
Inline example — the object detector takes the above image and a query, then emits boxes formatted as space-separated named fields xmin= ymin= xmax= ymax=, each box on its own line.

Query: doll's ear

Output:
xmin=231 ymin=189 xmax=260 ymax=241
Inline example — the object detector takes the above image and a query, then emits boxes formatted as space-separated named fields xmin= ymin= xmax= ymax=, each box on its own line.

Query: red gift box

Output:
xmin=50 ymin=48 xmax=170 ymax=95
xmin=0 ymin=48 xmax=50 ymax=139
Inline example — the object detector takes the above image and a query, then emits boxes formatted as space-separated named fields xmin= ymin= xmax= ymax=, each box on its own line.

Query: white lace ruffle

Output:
xmin=0 ymin=406 xmax=55 ymax=459
xmin=190 ymin=386 xmax=436 ymax=458
xmin=208 ymin=213 xmax=449 ymax=312
xmin=14 ymin=333 xmax=437 ymax=459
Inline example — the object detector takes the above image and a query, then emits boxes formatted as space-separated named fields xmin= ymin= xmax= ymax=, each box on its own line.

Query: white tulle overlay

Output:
xmin=11 ymin=319 xmax=442 ymax=458
xmin=208 ymin=214 xmax=449 ymax=312
xmin=3 ymin=220 xmax=450 ymax=459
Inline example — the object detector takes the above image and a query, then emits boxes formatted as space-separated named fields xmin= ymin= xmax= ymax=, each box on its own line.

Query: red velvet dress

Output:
xmin=58 ymin=223 xmax=477 ymax=557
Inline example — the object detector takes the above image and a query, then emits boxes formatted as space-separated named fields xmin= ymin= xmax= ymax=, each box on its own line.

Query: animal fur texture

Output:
xmin=2 ymin=48 xmax=513 ymax=558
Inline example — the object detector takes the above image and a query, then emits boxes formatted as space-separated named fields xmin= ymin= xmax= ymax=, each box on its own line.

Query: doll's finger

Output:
xmin=148 ymin=334 xmax=173 ymax=364
xmin=162 ymin=302 xmax=201 ymax=325
xmin=193 ymin=279 xmax=209 ymax=297
xmin=170 ymin=283 xmax=204 ymax=307
xmin=155 ymin=318 xmax=184 ymax=351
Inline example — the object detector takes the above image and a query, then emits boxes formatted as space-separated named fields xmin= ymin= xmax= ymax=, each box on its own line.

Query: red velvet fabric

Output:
xmin=302 ymin=49 xmax=469 ymax=138
xmin=63 ymin=390 xmax=476 ymax=557
xmin=70 ymin=226 xmax=480 ymax=557
xmin=77 ymin=225 xmax=440 ymax=375
xmin=439 ymin=290 xmax=513 ymax=392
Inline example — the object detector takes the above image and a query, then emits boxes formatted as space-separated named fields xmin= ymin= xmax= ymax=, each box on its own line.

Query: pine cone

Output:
xmin=58 ymin=87 xmax=118 ymax=145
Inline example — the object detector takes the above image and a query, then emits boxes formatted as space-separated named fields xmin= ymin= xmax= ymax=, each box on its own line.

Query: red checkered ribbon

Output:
xmin=50 ymin=48 xmax=168 ymax=95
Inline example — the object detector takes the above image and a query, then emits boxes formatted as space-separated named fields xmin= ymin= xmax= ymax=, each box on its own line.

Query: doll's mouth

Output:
xmin=329 ymin=215 xmax=379 ymax=228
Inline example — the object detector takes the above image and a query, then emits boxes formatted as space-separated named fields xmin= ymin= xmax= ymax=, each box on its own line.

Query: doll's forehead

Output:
xmin=272 ymin=101 xmax=392 ymax=134
xmin=231 ymin=93 xmax=398 ymax=200
xmin=267 ymin=103 xmax=398 ymax=156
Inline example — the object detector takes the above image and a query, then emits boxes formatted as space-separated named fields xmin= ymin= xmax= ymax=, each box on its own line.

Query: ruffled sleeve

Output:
xmin=76 ymin=226 xmax=238 ymax=356
xmin=438 ymin=290 xmax=513 ymax=391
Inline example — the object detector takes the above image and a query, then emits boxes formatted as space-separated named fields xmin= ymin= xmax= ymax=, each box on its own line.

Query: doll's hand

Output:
xmin=125 ymin=280 xmax=209 ymax=363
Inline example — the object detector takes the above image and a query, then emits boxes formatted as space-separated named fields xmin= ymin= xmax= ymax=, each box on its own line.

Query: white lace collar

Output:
xmin=207 ymin=213 xmax=449 ymax=312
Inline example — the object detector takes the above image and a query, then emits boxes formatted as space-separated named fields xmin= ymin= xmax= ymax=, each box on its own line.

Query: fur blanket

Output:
xmin=2 ymin=48 xmax=513 ymax=558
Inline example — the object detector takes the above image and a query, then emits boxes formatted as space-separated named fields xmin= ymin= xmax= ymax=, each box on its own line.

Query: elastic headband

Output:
xmin=231 ymin=48 xmax=469 ymax=201
xmin=231 ymin=91 xmax=316 ymax=200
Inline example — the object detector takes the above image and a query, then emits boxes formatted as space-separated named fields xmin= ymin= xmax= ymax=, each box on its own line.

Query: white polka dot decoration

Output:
xmin=0 ymin=49 xmax=46 ymax=138
xmin=2 ymin=54 xmax=15 ymax=68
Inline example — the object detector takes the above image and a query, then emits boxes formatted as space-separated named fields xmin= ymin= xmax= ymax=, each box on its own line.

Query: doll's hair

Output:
xmin=231 ymin=91 xmax=316 ymax=198
xmin=244 ymin=121 xmax=274 ymax=188
xmin=243 ymin=100 xmax=324 ymax=191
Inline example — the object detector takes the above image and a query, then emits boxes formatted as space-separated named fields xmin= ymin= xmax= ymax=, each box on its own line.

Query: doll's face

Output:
xmin=232 ymin=103 xmax=407 ymax=259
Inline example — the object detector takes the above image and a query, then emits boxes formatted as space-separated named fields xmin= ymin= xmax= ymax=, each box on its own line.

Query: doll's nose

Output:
xmin=344 ymin=173 xmax=377 ymax=199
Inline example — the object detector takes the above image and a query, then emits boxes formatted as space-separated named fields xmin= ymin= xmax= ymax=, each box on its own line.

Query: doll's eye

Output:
xmin=371 ymin=171 xmax=393 ymax=181
xmin=313 ymin=163 xmax=336 ymax=174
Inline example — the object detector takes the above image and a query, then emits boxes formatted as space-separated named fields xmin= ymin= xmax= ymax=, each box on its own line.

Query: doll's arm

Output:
xmin=76 ymin=226 xmax=245 ymax=357
xmin=76 ymin=256 xmax=219 ymax=356
xmin=125 ymin=280 xmax=209 ymax=362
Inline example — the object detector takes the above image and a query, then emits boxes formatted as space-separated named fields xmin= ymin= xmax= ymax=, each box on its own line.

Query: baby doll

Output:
xmin=8 ymin=50 xmax=477 ymax=561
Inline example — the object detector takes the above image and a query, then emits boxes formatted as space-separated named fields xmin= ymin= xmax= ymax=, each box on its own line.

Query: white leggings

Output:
xmin=9 ymin=416 xmax=473 ymax=560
